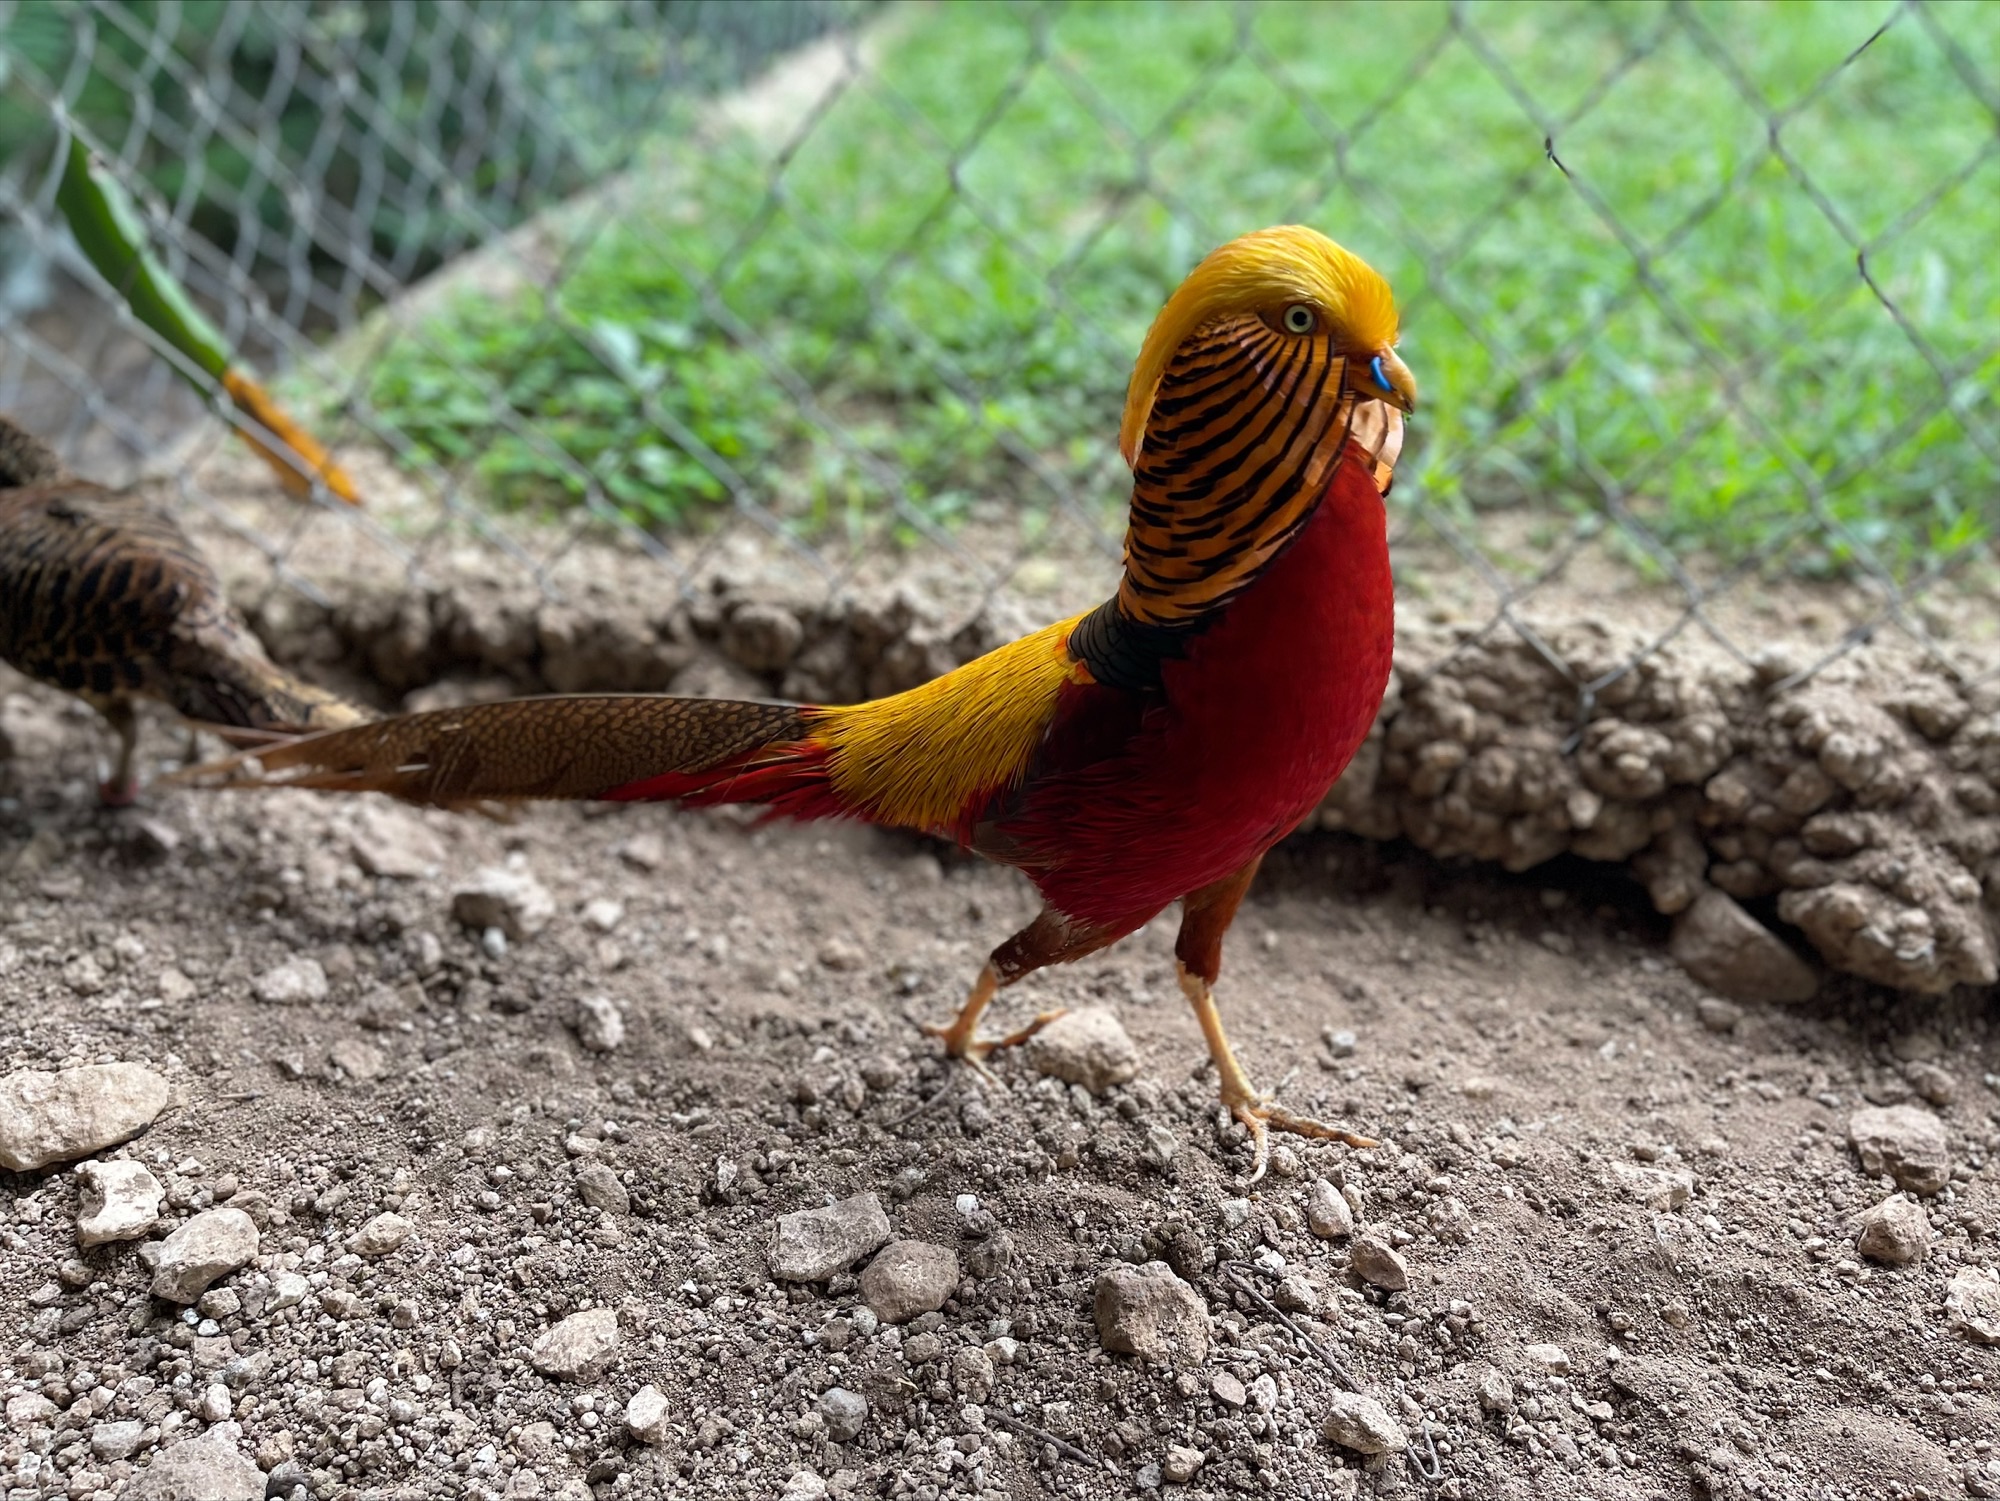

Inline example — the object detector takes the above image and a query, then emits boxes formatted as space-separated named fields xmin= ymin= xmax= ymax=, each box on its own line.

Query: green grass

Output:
xmin=359 ymin=0 xmax=2000 ymax=579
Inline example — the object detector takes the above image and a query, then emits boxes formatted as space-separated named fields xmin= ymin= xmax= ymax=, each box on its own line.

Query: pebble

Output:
xmin=151 ymin=1208 xmax=259 ymax=1303
xmin=626 ymin=1384 xmax=671 ymax=1444
xmin=1349 ymin=1234 xmax=1410 ymax=1292
xmin=7 ymin=1393 xmax=57 ymax=1427
xmin=1694 ymin=996 xmax=1742 ymax=1033
xmin=346 ymin=1211 xmax=412 ymax=1257
xmin=1847 ymin=1105 xmax=1951 ymax=1195
xmin=1210 ymin=1371 xmax=1247 ymax=1408
xmin=1307 ymin=1177 xmax=1354 ymax=1239
xmin=1905 ymin=1061 xmax=1956 ymax=1106
xmin=75 ymin=1157 xmax=164 ymax=1244
xmin=769 ymin=1192 xmax=892 ymax=1282
xmin=268 ymin=1269 xmax=310 ymax=1311
xmin=575 ymin=1162 xmax=630 ymax=1214
xmin=92 ymin=1419 xmax=148 ymax=1460
xmin=1609 ymin=1162 xmax=1694 ymax=1209
xmin=1523 ymin=1343 xmax=1571 ymax=1374
xmin=949 ymin=1346 xmax=995 ymax=1400
xmin=1946 ymin=1268 xmax=2000 ymax=1344
xmin=200 ymin=1385 xmax=231 ymax=1423
xmin=327 ymin=1037 xmax=386 ymax=1081
xmin=0 ymin=1062 xmax=171 ymax=1171
xmin=780 ymin=1471 xmax=829 ymax=1501
xmin=530 ymin=1307 xmax=620 ymax=1380
xmin=817 ymin=1387 xmax=868 ymax=1442
xmin=122 ymin=1435 xmax=264 ymax=1500
xmin=1162 ymin=1445 xmax=1205 ymax=1483
xmin=1669 ymin=889 xmax=1818 ymax=1002
xmin=574 ymin=994 xmax=626 ymax=1052
xmin=349 ymin=804 xmax=447 ymax=878
xmin=1319 ymin=1392 xmax=1408 ymax=1455
xmin=1476 ymin=1369 xmax=1515 ymax=1413
xmin=1855 ymin=1196 xmax=1930 ymax=1265
xmin=254 ymin=958 xmax=329 ymax=1006
xmin=859 ymin=1239 xmax=959 ymax=1324
xmin=582 ymin=898 xmax=625 ymax=933
xmin=1024 ymin=1007 xmax=1141 ymax=1093
xmin=452 ymin=868 xmax=556 ymax=940
xmin=1093 ymin=1261 xmax=1211 ymax=1364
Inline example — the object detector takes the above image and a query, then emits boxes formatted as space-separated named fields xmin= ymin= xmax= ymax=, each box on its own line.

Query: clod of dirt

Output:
xmin=530 ymin=1306 xmax=620 ymax=1380
xmin=858 ymin=1239 xmax=958 ymax=1324
xmin=1668 ymin=889 xmax=1818 ymax=1003
xmin=121 ymin=1435 xmax=264 ymax=1501
xmin=1349 ymin=1233 xmax=1410 ymax=1291
xmin=1854 ymin=1197 xmax=1931 ymax=1265
xmin=150 ymin=1207 xmax=258 ymax=1303
xmin=73 ymin=1158 xmax=163 ymax=1245
xmin=769 ymin=1192 xmax=892 ymax=1281
xmin=1847 ymin=1104 xmax=1952 ymax=1195
xmin=1319 ymin=1390 xmax=1408 ymax=1455
xmin=1093 ymin=1260 xmax=1211 ymax=1364
xmin=1947 ymin=1268 xmax=2000 ymax=1344
xmin=0 ymin=1063 xmax=170 ymax=1172
xmin=1024 ymin=1006 xmax=1140 ymax=1093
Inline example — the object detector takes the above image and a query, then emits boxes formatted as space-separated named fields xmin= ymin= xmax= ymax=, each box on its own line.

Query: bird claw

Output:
xmin=1226 ymin=1093 xmax=1377 ymax=1184
xmin=921 ymin=1008 xmax=1069 ymax=1087
xmin=97 ymin=775 xmax=140 ymax=808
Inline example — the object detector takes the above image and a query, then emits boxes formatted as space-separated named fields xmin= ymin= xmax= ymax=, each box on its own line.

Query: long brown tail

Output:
xmin=172 ymin=694 xmax=818 ymax=811
xmin=163 ymin=626 xmax=371 ymax=738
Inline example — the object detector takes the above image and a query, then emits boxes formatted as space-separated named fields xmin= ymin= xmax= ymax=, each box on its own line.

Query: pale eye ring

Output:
xmin=1281 ymin=304 xmax=1317 ymax=335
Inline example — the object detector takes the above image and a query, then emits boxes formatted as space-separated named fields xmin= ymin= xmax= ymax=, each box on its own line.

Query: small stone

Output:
xmin=152 ymin=1208 xmax=259 ymax=1303
xmin=92 ymin=1419 xmax=148 ymax=1460
xmin=769 ymin=1193 xmax=893 ymax=1282
xmin=347 ymin=1212 xmax=412 ymax=1257
xmin=1946 ymin=1267 xmax=2000 ymax=1344
xmin=626 ymin=1384 xmax=671 ymax=1444
xmin=574 ymin=994 xmax=625 ymax=1053
xmin=1273 ymin=1273 xmax=1319 ymax=1313
xmin=122 ymin=1435 xmax=264 ymax=1500
xmin=1476 ymin=1369 xmax=1514 ymax=1414
xmin=0 ymin=1062 xmax=170 ymax=1171
xmin=1307 ymin=1177 xmax=1354 ymax=1239
xmin=860 ymin=1239 xmax=959 ymax=1324
xmin=1854 ymin=1196 xmax=1930 ymax=1265
xmin=1522 ymin=1343 xmax=1571 ymax=1374
xmin=530 ymin=1307 xmax=619 ymax=1380
xmin=575 ymin=1162 xmax=629 ymax=1215
xmin=817 ymin=1387 xmax=868 ymax=1442
xmin=1694 ymin=996 xmax=1742 ymax=1033
xmin=1210 ymin=1371 xmax=1247 ymax=1408
xmin=1319 ymin=1392 xmax=1408 ymax=1455
xmin=452 ymin=868 xmax=556 ymax=940
xmin=950 ymin=1346 xmax=995 ymax=1401
xmin=254 ymin=958 xmax=329 ymax=1006
xmin=1093 ymin=1261 xmax=1211 ymax=1365
xmin=7 ymin=1393 xmax=57 ymax=1427
xmin=75 ymin=1158 xmax=163 ymax=1244
xmin=200 ymin=1385 xmax=232 ymax=1422
xmin=1905 ymin=1061 xmax=1956 ymax=1106
xmin=582 ymin=898 xmax=625 ymax=933
xmin=327 ymin=1037 xmax=385 ymax=1081
xmin=1848 ymin=1105 xmax=1951 ymax=1195
xmin=1349 ymin=1234 xmax=1409 ymax=1292
xmin=1670 ymin=889 xmax=1817 ymax=1003
xmin=349 ymin=805 xmax=446 ymax=879
xmin=267 ymin=1270 xmax=309 ymax=1312
xmin=723 ymin=603 xmax=805 ymax=672
xmin=617 ymin=833 xmax=666 ymax=871
xmin=1609 ymin=1162 xmax=1694 ymax=1209
xmin=1025 ymin=1008 xmax=1140 ymax=1093
xmin=779 ymin=1471 xmax=829 ymax=1501
xmin=1162 ymin=1445 xmax=1205 ymax=1483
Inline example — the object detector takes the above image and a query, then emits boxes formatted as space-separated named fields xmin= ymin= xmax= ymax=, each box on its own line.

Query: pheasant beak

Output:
xmin=1361 ymin=348 xmax=1417 ymax=413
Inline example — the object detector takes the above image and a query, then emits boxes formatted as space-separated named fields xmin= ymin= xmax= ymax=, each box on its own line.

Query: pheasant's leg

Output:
xmin=95 ymin=701 xmax=141 ymax=807
xmin=1177 ymin=857 xmax=1376 ymax=1181
xmin=922 ymin=904 xmax=1133 ymax=1066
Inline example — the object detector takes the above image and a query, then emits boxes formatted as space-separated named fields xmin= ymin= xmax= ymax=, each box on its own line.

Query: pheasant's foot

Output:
xmin=921 ymin=1009 xmax=1069 ymax=1082
xmin=97 ymin=775 xmax=140 ymax=808
xmin=1220 ymin=1080 xmax=1378 ymax=1184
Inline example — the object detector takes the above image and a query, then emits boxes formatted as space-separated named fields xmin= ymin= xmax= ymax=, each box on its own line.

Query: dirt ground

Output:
xmin=3 ymin=670 xmax=1998 ymax=1501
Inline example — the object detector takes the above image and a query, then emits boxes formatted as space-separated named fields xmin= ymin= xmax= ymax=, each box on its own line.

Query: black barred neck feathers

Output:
xmin=1115 ymin=311 xmax=1401 ymax=630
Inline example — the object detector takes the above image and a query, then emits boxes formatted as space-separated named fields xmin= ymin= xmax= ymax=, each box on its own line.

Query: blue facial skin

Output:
xmin=1370 ymin=354 xmax=1391 ymax=397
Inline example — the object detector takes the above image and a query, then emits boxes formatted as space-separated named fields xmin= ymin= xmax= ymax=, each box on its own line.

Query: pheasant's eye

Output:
xmin=1281 ymin=304 xmax=1317 ymax=335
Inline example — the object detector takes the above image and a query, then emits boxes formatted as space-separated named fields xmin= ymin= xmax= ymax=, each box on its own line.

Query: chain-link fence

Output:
xmin=3 ymin=0 xmax=1998 ymax=708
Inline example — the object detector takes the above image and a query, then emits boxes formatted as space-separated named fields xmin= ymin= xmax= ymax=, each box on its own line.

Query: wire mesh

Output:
xmin=1 ymin=0 xmax=1996 ymax=704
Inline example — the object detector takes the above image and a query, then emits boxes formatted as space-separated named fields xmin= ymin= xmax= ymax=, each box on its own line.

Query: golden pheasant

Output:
xmin=0 ymin=415 xmax=366 ymax=804
xmin=185 ymin=225 xmax=1412 ymax=1177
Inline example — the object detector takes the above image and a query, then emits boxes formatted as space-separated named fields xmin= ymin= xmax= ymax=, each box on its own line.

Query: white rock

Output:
xmin=75 ymin=1158 xmax=163 ymax=1245
xmin=349 ymin=804 xmax=447 ymax=879
xmin=769 ymin=1192 xmax=892 ymax=1281
xmin=152 ymin=1208 xmax=259 ymax=1303
xmin=254 ymin=958 xmax=329 ymax=1006
xmin=1522 ymin=1342 xmax=1571 ymax=1374
xmin=582 ymin=899 xmax=625 ymax=933
xmin=1163 ymin=1445 xmax=1205 ymax=1483
xmin=0 ymin=1063 xmax=170 ymax=1171
xmin=779 ymin=1472 xmax=828 ymax=1501
xmin=1609 ymin=1162 xmax=1694 ymax=1209
xmin=625 ymin=1384 xmax=671 ymax=1444
xmin=1025 ymin=1007 xmax=1140 ymax=1093
xmin=1319 ymin=1391 xmax=1408 ymax=1455
xmin=347 ymin=1212 xmax=412 ymax=1257
xmin=6 ymin=1393 xmax=57 ymax=1428
xmin=1947 ymin=1267 xmax=2000 ymax=1344
xmin=122 ymin=1435 xmax=264 ymax=1500
xmin=453 ymin=868 xmax=556 ymax=940
xmin=1848 ymin=1105 xmax=1951 ymax=1195
xmin=92 ymin=1418 xmax=147 ymax=1460
xmin=1307 ymin=1177 xmax=1354 ymax=1239
xmin=1349 ymin=1234 xmax=1410 ymax=1292
xmin=1093 ymin=1261 xmax=1210 ymax=1364
xmin=267 ymin=1269 xmax=310 ymax=1311
xmin=530 ymin=1307 xmax=619 ymax=1379
xmin=574 ymin=994 xmax=626 ymax=1053
xmin=328 ymin=1037 xmax=386 ymax=1081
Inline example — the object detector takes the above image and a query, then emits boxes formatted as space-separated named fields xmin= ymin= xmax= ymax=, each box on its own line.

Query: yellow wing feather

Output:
xmin=816 ymin=614 xmax=1089 ymax=833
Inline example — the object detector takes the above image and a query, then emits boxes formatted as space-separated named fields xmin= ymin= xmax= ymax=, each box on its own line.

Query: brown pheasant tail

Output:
xmin=176 ymin=695 xmax=816 ymax=810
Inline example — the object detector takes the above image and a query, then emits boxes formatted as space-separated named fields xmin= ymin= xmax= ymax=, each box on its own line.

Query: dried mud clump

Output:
xmin=235 ymin=544 xmax=2000 ymax=996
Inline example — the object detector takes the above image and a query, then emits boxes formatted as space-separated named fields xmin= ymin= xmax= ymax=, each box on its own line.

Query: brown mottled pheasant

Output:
xmin=0 ymin=414 xmax=366 ymax=804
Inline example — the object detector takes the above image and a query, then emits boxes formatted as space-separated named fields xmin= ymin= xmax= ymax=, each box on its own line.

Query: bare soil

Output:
xmin=3 ymin=670 xmax=1998 ymax=1501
